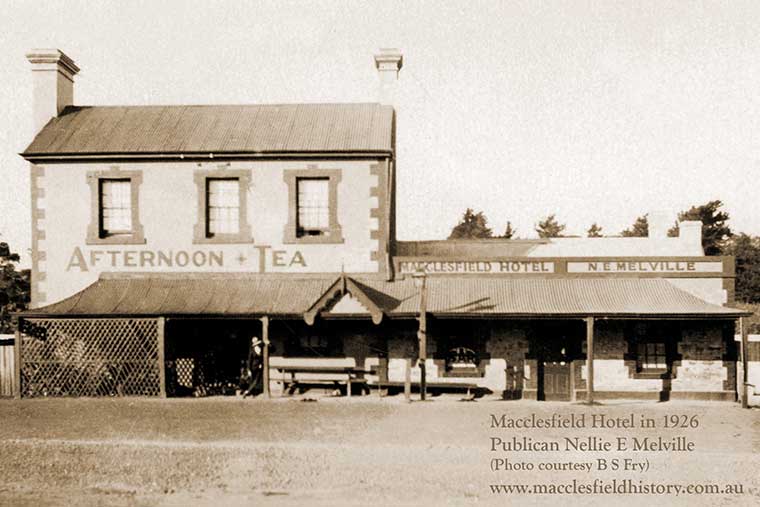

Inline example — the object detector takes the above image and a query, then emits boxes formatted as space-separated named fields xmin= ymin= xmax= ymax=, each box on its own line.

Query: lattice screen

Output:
xmin=19 ymin=318 xmax=160 ymax=397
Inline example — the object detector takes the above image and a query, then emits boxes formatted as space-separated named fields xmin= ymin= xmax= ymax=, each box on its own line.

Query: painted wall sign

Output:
xmin=65 ymin=245 xmax=307 ymax=272
xmin=398 ymin=260 xmax=555 ymax=275
xmin=567 ymin=260 xmax=723 ymax=274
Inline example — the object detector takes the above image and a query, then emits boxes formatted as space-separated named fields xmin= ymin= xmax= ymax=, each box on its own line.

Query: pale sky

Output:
xmin=2 ymin=1 xmax=759 ymax=267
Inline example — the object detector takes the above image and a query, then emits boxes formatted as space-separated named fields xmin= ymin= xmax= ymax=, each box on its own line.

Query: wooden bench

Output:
xmin=276 ymin=365 xmax=368 ymax=397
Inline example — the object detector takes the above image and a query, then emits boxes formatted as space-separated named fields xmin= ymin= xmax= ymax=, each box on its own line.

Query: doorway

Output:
xmin=531 ymin=321 xmax=582 ymax=401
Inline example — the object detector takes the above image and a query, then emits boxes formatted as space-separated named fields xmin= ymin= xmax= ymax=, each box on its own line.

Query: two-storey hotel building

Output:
xmin=16 ymin=49 xmax=750 ymax=402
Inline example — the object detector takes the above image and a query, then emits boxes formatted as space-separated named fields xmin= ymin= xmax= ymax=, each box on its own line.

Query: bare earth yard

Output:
xmin=0 ymin=395 xmax=758 ymax=506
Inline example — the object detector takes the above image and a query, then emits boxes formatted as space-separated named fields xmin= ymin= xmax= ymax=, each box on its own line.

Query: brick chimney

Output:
xmin=374 ymin=48 xmax=403 ymax=105
xmin=26 ymin=49 xmax=79 ymax=134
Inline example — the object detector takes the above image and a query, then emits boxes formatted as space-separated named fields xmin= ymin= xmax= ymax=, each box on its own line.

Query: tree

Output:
xmin=535 ymin=214 xmax=566 ymax=238
xmin=0 ymin=242 xmax=30 ymax=333
xmin=621 ymin=215 xmax=648 ymax=237
xmin=723 ymin=234 xmax=760 ymax=303
xmin=502 ymin=221 xmax=516 ymax=239
xmin=448 ymin=208 xmax=493 ymax=239
xmin=587 ymin=223 xmax=603 ymax=238
xmin=669 ymin=200 xmax=732 ymax=256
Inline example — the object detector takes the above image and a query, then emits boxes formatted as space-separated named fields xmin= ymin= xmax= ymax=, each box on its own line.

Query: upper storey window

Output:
xmin=296 ymin=178 xmax=329 ymax=237
xmin=86 ymin=169 xmax=145 ymax=245
xmin=100 ymin=179 xmax=132 ymax=236
xmin=193 ymin=169 xmax=253 ymax=244
xmin=284 ymin=167 xmax=343 ymax=244
xmin=207 ymin=178 xmax=240 ymax=236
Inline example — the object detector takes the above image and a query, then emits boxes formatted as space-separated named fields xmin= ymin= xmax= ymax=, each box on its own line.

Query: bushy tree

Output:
xmin=724 ymin=234 xmax=760 ymax=303
xmin=448 ymin=208 xmax=493 ymax=239
xmin=535 ymin=214 xmax=566 ymax=238
xmin=669 ymin=200 xmax=732 ymax=255
xmin=621 ymin=215 xmax=648 ymax=237
xmin=587 ymin=223 xmax=603 ymax=238
xmin=502 ymin=221 xmax=516 ymax=239
xmin=0 ymin=242 xmax=30 ymax=333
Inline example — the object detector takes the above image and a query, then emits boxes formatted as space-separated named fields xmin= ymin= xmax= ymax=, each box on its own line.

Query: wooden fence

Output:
xmin=0 ymin=334 xmax=16 ymax=397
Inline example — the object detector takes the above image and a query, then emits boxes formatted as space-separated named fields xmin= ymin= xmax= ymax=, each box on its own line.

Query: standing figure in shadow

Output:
xmin=242 ymin=336 xmax=267 ymax=398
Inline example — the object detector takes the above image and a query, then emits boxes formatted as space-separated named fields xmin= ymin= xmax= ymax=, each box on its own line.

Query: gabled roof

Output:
xmin=20 ymin=274 xmax=749 ymax=319
xmin=304 ymin=274 xmax=385 ymax=325
xmin=22 ymin=103 xmax=394 ymax=159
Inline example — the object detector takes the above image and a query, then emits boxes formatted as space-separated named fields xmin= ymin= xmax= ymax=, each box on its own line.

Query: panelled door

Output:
xmin=541 ymin=362 xmax=572 ymax=401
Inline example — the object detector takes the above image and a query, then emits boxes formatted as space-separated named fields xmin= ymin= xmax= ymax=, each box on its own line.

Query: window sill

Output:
xmin=193 ymin=234 xmax=253 ymax=245
xmin=633 ymin=371 xmax=673 ymax=380
xmin=283 ymin=228 xmax=344 ymax=245
xmin=86 ymin=233 xmax=146 ymax=245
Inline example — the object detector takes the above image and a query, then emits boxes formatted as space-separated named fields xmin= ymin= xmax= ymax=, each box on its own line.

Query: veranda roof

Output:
xmin=20 ymin=274 xmax=749 ymax=320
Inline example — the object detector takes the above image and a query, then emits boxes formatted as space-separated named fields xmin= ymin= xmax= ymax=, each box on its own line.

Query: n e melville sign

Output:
xmin=567 ymin=260 xmax=723 ymax=274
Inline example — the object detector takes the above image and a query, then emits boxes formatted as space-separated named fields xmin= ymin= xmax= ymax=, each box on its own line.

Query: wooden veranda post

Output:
xmin=404 ymin=358 xmax=411 ymax=402
xmin=418 ymin=275 xmax=427 ymax=401
xmin=586 ymin=317 xmax=595 ymax=404
xmin=740 ymin=317 xmax=749 ymax=409
xmin=14 ymin=324 xmax=21 ymax=399
xmin=261 ymin=316 xmax=270 ymax=398
xmin=157 ymin=317 xmax=166 ymax=398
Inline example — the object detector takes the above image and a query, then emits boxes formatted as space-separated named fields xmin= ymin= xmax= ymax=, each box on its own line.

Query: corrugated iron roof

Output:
xmin=360 ymin=277 xmax=747 ymax=317
xmin=22 ymin=275 xmax=747 ymax=318
xmin=25 ymin=276 xmax=336 ymax=316
xmin=22 ymin=103 xmax=394 ymax=157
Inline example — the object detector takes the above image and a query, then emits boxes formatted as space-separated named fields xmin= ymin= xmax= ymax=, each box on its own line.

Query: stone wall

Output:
xmin=671 ymin=323 xmax=733 ymax=393
xmin=486 ymin=323 xmax=529 ymax=394
xmin=578 ymin=321 xmax=736 ymax=399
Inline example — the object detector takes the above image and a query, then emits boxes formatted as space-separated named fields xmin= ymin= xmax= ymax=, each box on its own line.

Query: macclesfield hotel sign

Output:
xmin=398 ymin=260 xmax=555 ymax=274
xmin=397 ymin=258 xmax=724 ymax=275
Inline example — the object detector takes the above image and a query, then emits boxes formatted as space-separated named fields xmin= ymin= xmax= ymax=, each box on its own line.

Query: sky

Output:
xmin=1 ymin=1 xmax=759 ymax=267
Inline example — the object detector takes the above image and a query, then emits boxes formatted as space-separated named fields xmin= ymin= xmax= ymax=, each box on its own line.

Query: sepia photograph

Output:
xmin=0 ymin=1 xmax=759 ymax=506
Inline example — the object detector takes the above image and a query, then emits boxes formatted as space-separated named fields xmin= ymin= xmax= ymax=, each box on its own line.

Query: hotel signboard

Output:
xmin=567 ymin=260 xmax=723 ymax=274
xmin=397 ymin=260 xmax=555 ymax=275
xmin=396 ymin=258 xmax=725 ymax=276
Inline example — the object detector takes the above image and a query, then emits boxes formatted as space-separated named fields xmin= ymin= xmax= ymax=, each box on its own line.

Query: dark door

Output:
xmin=541 ymin=362 xmax=572 ymax=401
xmin=536 ymin=325 xmax=580 ymax=401
xmin=533 ymin=324 xmax=580 ymax=402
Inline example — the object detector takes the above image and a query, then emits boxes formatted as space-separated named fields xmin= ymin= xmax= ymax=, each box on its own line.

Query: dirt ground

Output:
xmin=0 ymin=394 xmax=758 ymax=506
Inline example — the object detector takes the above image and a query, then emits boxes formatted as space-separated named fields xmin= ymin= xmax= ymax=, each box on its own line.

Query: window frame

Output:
xmin=283 ymin=167 xmax=343 ymax=244
xmin=636 ymin=341 xmax=668 ymax=374
xmin=295 ymin=177 xmax=331 ymax=237
xmin=206 ymin=177 xmax=242 ymax=237
xmin=86 ymin=169 xmax=145 ymax=245
xmin=626 ymin=322 xmax=678 ymax=379
xmin=434 ymin=321 xmax=490 ymax=378
xmin=99 ymin=178 xmax=133 ymax=236
xmin=193 ymin=169 xmax=253 ymax=244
